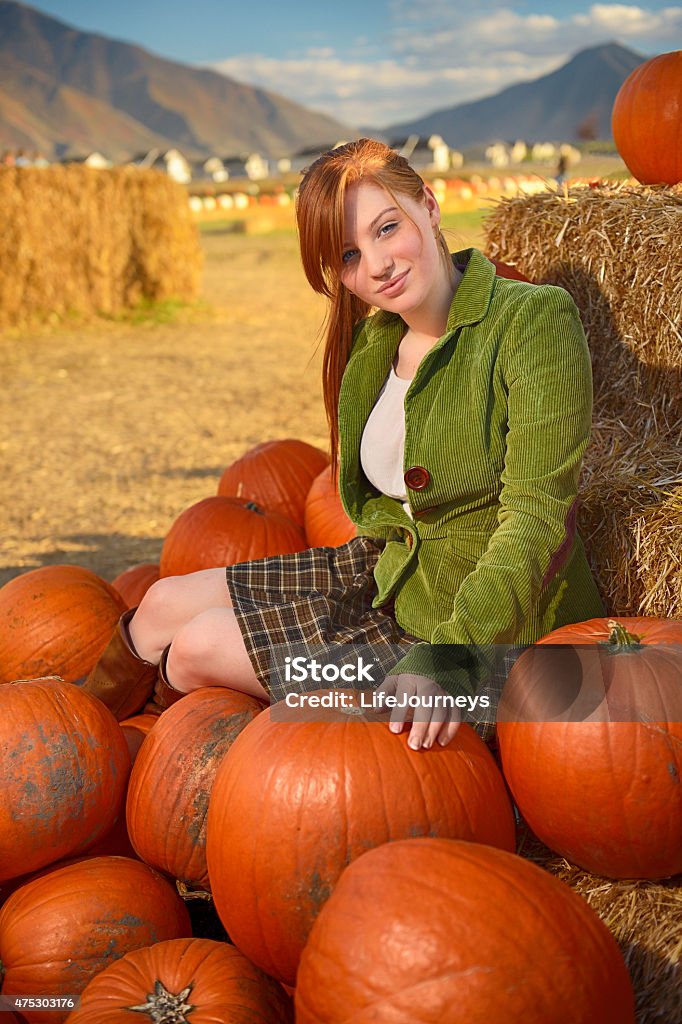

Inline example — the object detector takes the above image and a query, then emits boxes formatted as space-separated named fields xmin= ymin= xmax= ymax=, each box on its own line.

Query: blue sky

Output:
xmin=23 ymin=0 xmax=682 ymax=126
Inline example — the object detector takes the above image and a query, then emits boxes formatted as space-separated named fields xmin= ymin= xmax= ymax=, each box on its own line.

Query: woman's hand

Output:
xmin=373 ymin=673 xmax=461 ymax=750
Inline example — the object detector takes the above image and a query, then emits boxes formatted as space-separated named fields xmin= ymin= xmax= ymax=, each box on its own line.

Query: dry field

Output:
xmin=0 ymin=209 xmax=485 ymax=589
xmin=1 ymin=229 xmax=325 ymax=587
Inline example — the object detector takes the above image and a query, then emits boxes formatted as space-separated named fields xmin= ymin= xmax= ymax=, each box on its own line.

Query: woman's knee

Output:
xmin=136 ymin=575 xmax=183 ymax=627
xmin=165 ymin=608 xmax=264 ymax=698
xmin=130 ymin=569 xmax=232 ymax=660
xmin=167 ymin=608 xmax=229 ymax=671
xmin=139 ymin=569 xmax=231 ymax=622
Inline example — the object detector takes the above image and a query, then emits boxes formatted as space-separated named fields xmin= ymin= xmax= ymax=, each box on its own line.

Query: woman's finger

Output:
xmin=406 ymin=716 xmax=430 ymax=749
xmin=436 ymin=717 xmax=462 ymax=747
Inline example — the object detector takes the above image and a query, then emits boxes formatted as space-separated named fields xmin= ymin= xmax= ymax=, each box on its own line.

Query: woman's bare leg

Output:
xmin=127 ymin=568 xmax=270 ymax=703
xmin=165 ymin=607 xmax=270 ymax=702
xmin=128 ymin=568 xmax=232 ymax=663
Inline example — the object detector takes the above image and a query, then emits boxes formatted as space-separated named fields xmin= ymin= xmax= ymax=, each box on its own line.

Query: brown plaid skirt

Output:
xmin=225 ymin=535 xmax=525 ymax=740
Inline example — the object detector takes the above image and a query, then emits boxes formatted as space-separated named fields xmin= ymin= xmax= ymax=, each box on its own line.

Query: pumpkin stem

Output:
xmin=127 ymin=979 xmax=195 ymax=1022
xmin=176 ymin=879 xmax=213 ymax=901
xmin=244 ymin=501 xmax=263 ymax=515
xmin=605 ymin=619 xmax=644 ymax=651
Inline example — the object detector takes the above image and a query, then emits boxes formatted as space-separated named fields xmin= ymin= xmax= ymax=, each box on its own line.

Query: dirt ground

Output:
xmin=0 ymin=228 xmax=334 ymax=587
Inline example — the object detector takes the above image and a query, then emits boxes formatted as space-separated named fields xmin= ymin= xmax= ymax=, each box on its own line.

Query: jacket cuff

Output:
xmin=386 ymin=643 xmax=483 ymax=698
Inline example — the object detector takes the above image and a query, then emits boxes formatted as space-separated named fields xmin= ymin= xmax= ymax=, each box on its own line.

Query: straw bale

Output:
xmin=484 ymin=184 xmax=682 ymax=618
xmin=517 ymin=822 xmax=682 ymax=1024
xmin=0 ymin=166 xmax=202 ymax=327
xmin=579 ymin=419 xmax=682 ymax=617
xmin=484 ymin=182 xmax=682 ymax=434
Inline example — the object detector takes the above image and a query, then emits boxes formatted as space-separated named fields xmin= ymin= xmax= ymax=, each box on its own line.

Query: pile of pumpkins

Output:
xmin=0 ymin=435 xmax=680 ymax=1023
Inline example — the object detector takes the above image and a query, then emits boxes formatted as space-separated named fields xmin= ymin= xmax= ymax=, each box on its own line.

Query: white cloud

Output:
xmin=212 ymin=50 xmax=522 ymax=126
xmin=208 ymin=5 xmax=682 ymax=127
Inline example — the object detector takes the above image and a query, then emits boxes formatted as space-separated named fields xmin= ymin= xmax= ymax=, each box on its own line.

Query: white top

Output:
xmin=359 ymin=364 xmax=413 ymax=517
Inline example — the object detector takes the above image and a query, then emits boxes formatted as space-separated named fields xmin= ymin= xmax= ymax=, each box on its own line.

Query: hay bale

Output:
xmin=579 ymin=419 xmax=682 ymax=617
xmin=0 ymin=166 xmax=202 ymax=328
xmin=484 ymin=182 xmax=682 ymax=433
xmin=517 ymin=821 xmax=682 ymax=1024
xmin=484 ymin=184 xmax=682 ymax=618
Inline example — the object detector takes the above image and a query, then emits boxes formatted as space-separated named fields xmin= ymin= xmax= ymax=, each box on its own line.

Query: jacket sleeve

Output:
xmin=387 ymin=285 xmax=593 ymax=695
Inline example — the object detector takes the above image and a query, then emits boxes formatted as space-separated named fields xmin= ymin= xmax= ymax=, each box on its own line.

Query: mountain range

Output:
xmin=386 ymin=43 xmax=645 ymax=148
xmin=0 ymin=1 xmax=646 ymax=162
xmin=0 ymin=0 xmax=350 ymax=160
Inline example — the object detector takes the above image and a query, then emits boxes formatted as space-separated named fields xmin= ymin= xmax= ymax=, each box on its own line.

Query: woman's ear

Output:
xmin=422 ymin=185 xmax=441 ymax=230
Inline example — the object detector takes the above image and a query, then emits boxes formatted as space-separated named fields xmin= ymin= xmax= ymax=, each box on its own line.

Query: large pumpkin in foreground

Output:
xmin=0 ymin=678 xmax=130 ymax=882
xmin=64 ymin=937 xmax=293 ymax=1024
xmin=497 ymin=617 xmax=682 ymax=878
xmin=160 ymin=495 xmax=307 ymax=576
xmin=295 ymin=839 xmax=635 ymax=1023
xmin=206 ymin=703 xmax=515 ymax=985
xmin=0 ymin=564 xmax=126 ymax=684
xmin=217 ymin=438 xmax=329 ymax=527
xmin=611 ymin=49 xmax=682 ymax=185
xmin=0 ymin=857 xmax=191 ymax=1023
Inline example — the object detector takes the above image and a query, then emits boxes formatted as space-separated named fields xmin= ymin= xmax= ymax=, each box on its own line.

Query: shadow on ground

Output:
xmin=0 ymin=532 xmax=163 ymax=588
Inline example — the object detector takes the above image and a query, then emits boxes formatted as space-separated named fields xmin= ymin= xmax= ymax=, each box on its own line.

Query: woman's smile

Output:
xmin=377 ymin=269 xmax=410 ymax=297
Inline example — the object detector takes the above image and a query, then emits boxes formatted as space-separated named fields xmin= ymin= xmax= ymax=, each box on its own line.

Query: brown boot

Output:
xmin=81 ymin=608 xmax=158 ymax=721
xmin=144 ymin=646 xmax=187 ymax=716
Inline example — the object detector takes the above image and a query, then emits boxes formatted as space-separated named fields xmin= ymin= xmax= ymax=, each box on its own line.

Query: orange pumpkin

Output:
xmin=497 ymin=617 xmax=682 ymax=878
xmin=64 ymin=937 xmax=293 ymax=1023
xmin=160 ymin=495 xmax=307 ymax=577
xmin=0 ymin=565 xmax=127 ymax=685
xmin=612 ymin=50 xmax=682 ymax=185
xmin=303 ymin=465 xmax=356 ymax=548
xmin=217 ymin=438 xmax=329 ymax=527
xmin=0 ymin=857 xmax=192 ymax=1024
xmin=76 ymin=812 xmax=138 ymax=862
xmin=111 ymin=562 xmax=160 ymax=609
xmin=206 ymin=706 xmax=515 ymax=985
xmin=119 ymin=712 xmax=159 ymax=763
xmin=126 ymin=687 xmax=263 ymax=888
xmin=0 ymin=678 xmax=130 ymax=883
xmin=295 ymin=839 xmax=635 ymax=1023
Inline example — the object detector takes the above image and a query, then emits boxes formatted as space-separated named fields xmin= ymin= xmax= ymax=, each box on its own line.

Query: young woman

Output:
xmin=84 ymin=139 xmax=604 ymax=750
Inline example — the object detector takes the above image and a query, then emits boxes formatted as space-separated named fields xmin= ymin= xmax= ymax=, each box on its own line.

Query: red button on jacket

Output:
xmin=404 ymin=466 xmax=430 ymax=491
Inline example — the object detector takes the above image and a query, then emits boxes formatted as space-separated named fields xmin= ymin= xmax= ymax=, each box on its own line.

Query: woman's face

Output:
xmin=340 ymin=179 xmax=442 ymax=316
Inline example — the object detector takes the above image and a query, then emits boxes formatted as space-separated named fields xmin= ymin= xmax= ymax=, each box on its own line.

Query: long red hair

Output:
xmin=295 ymin=138 xmax=449 ymax=477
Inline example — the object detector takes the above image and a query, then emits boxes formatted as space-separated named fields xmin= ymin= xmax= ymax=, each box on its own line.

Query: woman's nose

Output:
xmin=368 ymin=249 xmax=394 ymax=279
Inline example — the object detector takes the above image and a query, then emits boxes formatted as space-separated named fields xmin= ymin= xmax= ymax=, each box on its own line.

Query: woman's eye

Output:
xmin=379 ymin=221 xmax=398 ymax=236
xmin=342 ymin=249 xmax=358 ymax=264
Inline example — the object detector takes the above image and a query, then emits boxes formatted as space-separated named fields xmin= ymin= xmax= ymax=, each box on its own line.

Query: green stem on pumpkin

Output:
xmin=605 ymin=619 xmax=644 ymax=652
xmin=244 ymin=501 xmax=263 ymax=514
xmin=126 ymin=979 xmax=196 ymax=1022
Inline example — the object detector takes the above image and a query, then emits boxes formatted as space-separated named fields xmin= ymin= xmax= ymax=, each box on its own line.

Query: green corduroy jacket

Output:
xmin=337 ymin=248 xmax=605 ymax=696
